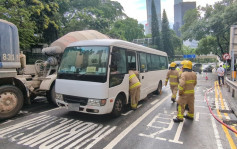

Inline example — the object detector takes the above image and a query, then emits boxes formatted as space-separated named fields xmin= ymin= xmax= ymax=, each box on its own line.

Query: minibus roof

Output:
xmin=67 ymin=39 xmax=167 ymax=57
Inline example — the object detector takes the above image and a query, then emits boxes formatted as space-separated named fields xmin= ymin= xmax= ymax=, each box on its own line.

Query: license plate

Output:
xmin=68 ymin=103 xmax=80 ymax=111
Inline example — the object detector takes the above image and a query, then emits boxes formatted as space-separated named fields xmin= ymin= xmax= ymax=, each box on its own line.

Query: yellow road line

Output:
xmin=231 ymin=126 xmax=237 ymax=137
xmin=215 ymin=82 xmax=237 ymax=149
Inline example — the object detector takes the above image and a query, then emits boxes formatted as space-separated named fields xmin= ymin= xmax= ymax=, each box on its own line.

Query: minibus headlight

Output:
xmin=56 ymin=93 xmax=63 ymax=101
xmin=88 ymin=99 xmax=107 ymax=106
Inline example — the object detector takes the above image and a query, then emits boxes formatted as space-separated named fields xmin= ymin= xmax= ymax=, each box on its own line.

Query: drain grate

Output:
xmin=219 ymin=109 xmax=233 ymax=113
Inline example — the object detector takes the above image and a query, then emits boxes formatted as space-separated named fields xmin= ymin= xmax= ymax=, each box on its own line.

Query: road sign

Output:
xmin=183 ymin=54 xmax=196 ymax=59
xmin=223 ymin=53 xmax=230 ymax=60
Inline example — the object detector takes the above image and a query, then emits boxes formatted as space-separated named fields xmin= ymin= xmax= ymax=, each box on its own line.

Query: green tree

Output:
xmin=108 ymin=18 xmax=144 ymax=41
xmin=0 ymin=0 xmax=36 ymax=50
xmin=61 ymin=0 xmax=126 ymax=35
xmin=161 ymin=10 xmax=174 ymax=57
xmin=181 ymin=0 xmax=237 ymax=58
xmin=25 ymin=0 xmax=62 ymax=44
xmin=170 ymin=30 xmax=182 ymax=55
xmin=151 ymin=0 xmax=162 ymax=50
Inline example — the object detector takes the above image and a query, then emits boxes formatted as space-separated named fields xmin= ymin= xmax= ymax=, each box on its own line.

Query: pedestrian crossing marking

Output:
xmin=0 ymin=115 xmax=116 ymax=149
xmin=139 ymin=112 xmax=184 ymax=144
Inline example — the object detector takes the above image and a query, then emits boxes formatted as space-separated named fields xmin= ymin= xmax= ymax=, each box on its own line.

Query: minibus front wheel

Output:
xmin=111 ymin=94 xmax=124 ymax=117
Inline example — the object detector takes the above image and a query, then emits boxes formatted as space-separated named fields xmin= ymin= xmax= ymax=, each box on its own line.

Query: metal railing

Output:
xmin=226 ymin=77 xmax=237 ymax=98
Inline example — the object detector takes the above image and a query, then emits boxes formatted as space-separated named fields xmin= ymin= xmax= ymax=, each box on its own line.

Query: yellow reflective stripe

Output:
xmin=129 ymin=74 xmax=136 ymax=80
xmin=185 ymin=80 xmax=196 ymax=84
xmin=177 ymin=105 xmax=183 ymax=119
xmin=131 ymin=104 xmax=137 ymax=108
xmin=187 ymin=113 xmax=194 ymax=118
xmin=130 ymin=82 xmax=141 ymax=89
xmin=170 ymin=75 xmax=178 ymax=78
xmin=170 ymin=82 xmax=178 ymax=85
xmin=178 ymin=85 xmax=183 ymax=90
xmin=184 ymin=90 xmax=194 ymax=94
xmin=172 ymin=94 xmax=176 ymax=98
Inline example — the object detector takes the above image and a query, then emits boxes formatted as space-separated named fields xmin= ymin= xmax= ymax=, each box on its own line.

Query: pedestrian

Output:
xmin=173 ymin=60 xmax=197 ymax=123
xmin=129 ymin=69 xmax=141 ymax=110
xmin=217 ymin=65 xmax=225 ymax=86
xmin=165 ymin=62 xmax=179 ymax=103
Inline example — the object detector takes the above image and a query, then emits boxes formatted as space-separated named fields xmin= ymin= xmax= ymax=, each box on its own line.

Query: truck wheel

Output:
xmin=111 ymin=95 xmax=124 ymax=117
xmin=0 ymin=85 xmax=24 ymax=120
xmin=155 ymin=81 xmax=162 ymax=95
xmin=46 ymin=84 xmax=57 ymax=106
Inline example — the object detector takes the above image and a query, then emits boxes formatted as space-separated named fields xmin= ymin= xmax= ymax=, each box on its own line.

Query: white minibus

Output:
xmin=55 ymin=39 xmax=168 ymax=117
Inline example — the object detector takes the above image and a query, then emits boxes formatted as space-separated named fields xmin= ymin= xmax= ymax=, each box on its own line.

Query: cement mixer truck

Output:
xmin=0 ymin=19 xmax=110 ymax=119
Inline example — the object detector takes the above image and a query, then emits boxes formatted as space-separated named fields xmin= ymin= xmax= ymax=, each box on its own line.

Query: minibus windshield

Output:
xmin=58 ymin=46 xmax=109 ymax=82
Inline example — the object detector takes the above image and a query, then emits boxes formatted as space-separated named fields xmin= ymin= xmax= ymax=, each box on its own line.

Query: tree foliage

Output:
xmin=161 ymin=10 xmax=174 ymax=58
xmin=0 ymin=0 xmax=145 ymax=51
xmin=0 ymin=0 xmax=36 ymax=49
xmin=108 ymin=18 xmax=144 ymax=41
xmin=181 ymin=0 xmax=237 ymax=59
xmin=151 ymin=0 xmax=162 ymax=50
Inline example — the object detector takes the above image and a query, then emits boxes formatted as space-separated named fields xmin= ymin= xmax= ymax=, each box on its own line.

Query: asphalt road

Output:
xmin=0 ymin=73 xmax=237 ymax=149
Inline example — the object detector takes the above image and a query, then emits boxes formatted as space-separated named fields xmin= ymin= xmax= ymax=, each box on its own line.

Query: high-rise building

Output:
xmin=173 ymin=1 xmax=196 ymax=37
xmin=146 ymin=0 xmax=161 ymax=35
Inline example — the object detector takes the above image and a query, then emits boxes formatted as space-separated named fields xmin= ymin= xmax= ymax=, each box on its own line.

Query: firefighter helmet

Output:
xmin=181 ymin=60 xmax=187 ymax=65
xmin=170 ymin=62 xmax=177 ymax=68
xmin=183 ymin=60 xmax=192 ymax=69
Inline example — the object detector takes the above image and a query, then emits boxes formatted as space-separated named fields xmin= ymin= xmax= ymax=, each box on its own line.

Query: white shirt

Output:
xmin=217 ymin=67 xmax=225 ymax=76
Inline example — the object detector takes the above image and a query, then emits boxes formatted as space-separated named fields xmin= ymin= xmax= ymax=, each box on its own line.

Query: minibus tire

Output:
xmin=111 ymin=95 xmax=124 ymax=117
xmin=155 ymin=82 xmax=162 ymax=95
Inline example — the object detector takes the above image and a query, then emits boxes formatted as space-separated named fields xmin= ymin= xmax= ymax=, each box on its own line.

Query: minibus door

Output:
xmin=138 ymin=52 xmax=149 ymax=100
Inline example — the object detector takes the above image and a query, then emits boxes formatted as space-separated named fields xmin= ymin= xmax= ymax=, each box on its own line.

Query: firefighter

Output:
xmin=165 ymin=62 xmax=179 ymax=103
xmin=129 ymin=70 xmax=141 ymax=110
xmin=174 ymin=60 xmax=197 ymax=122
xmin=179 ymin=60 xmax=187 ymax=78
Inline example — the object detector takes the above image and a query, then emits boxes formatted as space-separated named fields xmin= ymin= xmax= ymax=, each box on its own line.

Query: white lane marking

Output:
xmin=1 ymin=114 xmax=116 ymax=149
xmin=169 ymin=120 xmax=184 ymax=144
xmin=139 ymin=115 xmax=175 ymax=141
xmin=211 ymin=116 xmax=223 ymax=149
xmin=223 ymin=99 xmax=230 ymax=110
xmin=215 ymin=98 xmax=219 ymax=109
xmin=195 ymin=112 xmax=199 ymax=121
xmin=137 ymin=104 xmax=142 ymax=109
xmin=122 ymin=110 xmax=133 ymax=116
xmin=151 ymin=100 xmax=159 ymax=105
xmin=195 ymin=106 xmax=207 ymax=108
xmin=84 ymin=126 xmax=116 ymax=149
xmin=103 ymin=94 xmax=171 ymax=149
xmin=0 ymin=120 xmax=14 ymax=126
xmin=39 ymin=107 xmax=61 ymax=114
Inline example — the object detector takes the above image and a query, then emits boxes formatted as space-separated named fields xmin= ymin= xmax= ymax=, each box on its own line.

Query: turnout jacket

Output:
xmin=165 ymin=70 xmax=179 ymax=86
xmin=178 ymin=71 xmax=197 ymax=95
xmin=129 ymin=70 xmax=141 ymax=90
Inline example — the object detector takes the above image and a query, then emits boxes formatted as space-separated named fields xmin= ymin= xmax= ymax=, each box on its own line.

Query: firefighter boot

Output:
xmin=173 ymin=117 xmax=183 ymax=123
xmin=184 ymin=115 xmax=194 ymax=120
xmin=171 ymin=98 xmax=176 ymax=103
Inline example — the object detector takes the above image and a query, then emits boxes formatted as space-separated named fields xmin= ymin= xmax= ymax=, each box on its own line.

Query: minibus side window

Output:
xmin=151 ymin=54 xmax=160 ymax=70
xmin=160 ymin=56 xmax=168 ymax=69
xmin=127 ymin=51 xmax=137 ymax=70
xmin=147 ymin=54 xmax=152 ymax=71
xmin=139 ymin=53 xmax=147 ymax=72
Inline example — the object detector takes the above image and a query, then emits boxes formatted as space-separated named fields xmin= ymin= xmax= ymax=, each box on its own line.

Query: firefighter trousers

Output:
xmin=129 ymin=86 xmax=141 ymax=109
xmin=170 ymin=85 xmax=178 ymax=99
xmin=177 ymin=94 xmax=194 ymax=120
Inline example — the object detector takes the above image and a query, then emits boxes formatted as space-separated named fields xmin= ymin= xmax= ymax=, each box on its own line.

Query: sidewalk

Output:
xmin=225 ymin=75 xmax=237 ymax=117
